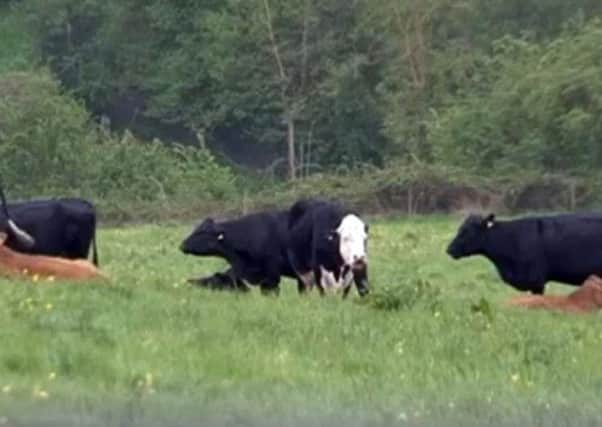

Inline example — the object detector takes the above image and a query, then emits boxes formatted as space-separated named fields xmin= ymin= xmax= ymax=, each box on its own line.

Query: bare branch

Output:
xmin=261 ymin=0 xmax=287 ymax=85
xmin=300 ymin=0 xmax=311 ymax=94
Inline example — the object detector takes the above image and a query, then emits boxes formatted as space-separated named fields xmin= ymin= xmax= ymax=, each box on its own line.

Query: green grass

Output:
xmin=1 ymin=217 xmax=601 ymax=426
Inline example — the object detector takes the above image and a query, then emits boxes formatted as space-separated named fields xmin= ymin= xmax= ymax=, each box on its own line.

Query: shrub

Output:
xmin=0 ymin=70 xmax=237 ymax=216
xmin=356 ymin=279 xmax=442 ymax=312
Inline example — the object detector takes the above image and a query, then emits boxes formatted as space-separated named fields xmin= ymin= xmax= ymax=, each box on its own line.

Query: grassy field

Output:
xmin=1 ymin=216 xmax=601 ymax=427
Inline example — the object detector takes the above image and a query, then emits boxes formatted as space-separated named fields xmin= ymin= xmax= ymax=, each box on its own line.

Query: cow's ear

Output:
xmin=484 ymin=213 xmax=496 ymax=229
xmin=200 ymin=217 xmax=216 ymax=229
xmin=215 ymin=224 xmax=226 ymax=241
xmin=0 ymin=232 xmax=7 ymax=245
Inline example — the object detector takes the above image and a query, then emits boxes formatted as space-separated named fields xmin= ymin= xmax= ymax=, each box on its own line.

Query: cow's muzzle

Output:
xmin=351 ymin=258 xmax=367 ymax=271
xmin=446 ymin=244 xmax=461 ymax=259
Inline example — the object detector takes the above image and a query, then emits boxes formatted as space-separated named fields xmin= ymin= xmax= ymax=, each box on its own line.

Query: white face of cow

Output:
xmin=336 ymin=214 xmax=368 ymax=268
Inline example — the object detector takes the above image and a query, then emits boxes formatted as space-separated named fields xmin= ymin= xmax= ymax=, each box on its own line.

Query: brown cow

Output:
xmin=507 ymin=275 xmax=602 ymax=313
xmin=0 ymin=232 xmax=107 ymax=282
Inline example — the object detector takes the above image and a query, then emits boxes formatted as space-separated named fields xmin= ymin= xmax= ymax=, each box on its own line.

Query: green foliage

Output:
xmin=356 ymin=278 xmax=442 ymax=312
xmin=430 ymin=21 xmax=602 ymax=175
xmin=5 ymin=0 xmax=602 ymax=208
xmin=0 ymin=4 xmax=33 ymax=73
xmin=0 ymin=70 xmax=237 ymax=209
xmin=0 ymin=70 xmax=97 ymax=192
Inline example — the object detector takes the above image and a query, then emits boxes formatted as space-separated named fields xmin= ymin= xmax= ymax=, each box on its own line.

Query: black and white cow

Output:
xmin=0 ymin=186 xmax=99 ymax=265
xmin=287 ymin=199 xmax=370 ymax=298
xmin=180 ymin=210 xmax=295 ymax=295
xmin=447 ymin=212 xmax=602 ymax=294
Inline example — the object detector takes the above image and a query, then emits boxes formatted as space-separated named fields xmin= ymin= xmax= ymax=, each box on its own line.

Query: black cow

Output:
xmin=180 ymin=211 xmax=295 ymax=295
xmin=0 ymin=187 xmax=99 ymax=265
xmin=287 ymin=199 xmax=370 ymax=298
xmin=447 ymin=212 xmax=602 ymax=294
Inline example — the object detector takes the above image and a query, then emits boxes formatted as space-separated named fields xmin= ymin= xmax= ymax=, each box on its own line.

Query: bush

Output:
xmin=356 ymin=279 xmax=442 ymax=312
xmin=0 ymin=70 xmax=238 ymax=219
xmin=429 ymin=22 xmax=602 ymax=176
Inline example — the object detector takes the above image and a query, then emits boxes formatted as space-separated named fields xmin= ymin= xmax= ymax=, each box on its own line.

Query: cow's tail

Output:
xmin=91 ymin=226 xmax=99 ymax=266
xmin=0 ymin=185 xmax=10 ymax=217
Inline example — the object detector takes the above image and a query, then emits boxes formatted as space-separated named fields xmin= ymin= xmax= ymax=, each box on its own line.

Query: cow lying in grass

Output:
xmin=0 ymin=232 xmax=107 ymax=282
xmin=507 ymin=275 xmax=602 ymax=313
xmin=0 ymin=185 xmax=100 ymax=265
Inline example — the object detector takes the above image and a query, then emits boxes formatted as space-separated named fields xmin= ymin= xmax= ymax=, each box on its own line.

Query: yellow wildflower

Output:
xmin=32 ymin=386 xmax=49 ymax=399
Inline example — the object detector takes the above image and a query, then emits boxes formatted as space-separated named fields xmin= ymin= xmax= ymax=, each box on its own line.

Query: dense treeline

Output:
xmin=2 ymin=1 xmax=602 ymax=217
xmin=16 ymin=1 xmax=602 ymax=176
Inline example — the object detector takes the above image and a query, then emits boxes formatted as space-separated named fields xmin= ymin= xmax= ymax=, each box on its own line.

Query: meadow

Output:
xmin=1 ymin=216 xmax=601 ymax=427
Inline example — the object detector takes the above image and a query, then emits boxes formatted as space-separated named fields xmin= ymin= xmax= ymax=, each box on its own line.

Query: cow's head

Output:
xmin=447 ymin=213 xmax=495 ymax=259
xmin=179 ymin=218 xmax=226 ymax=256
xmin=331 ymin=214 xmax=368 ymax=271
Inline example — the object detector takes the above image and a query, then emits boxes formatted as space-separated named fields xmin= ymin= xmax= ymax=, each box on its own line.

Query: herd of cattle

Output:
xmin=1 ymin=183 xmax=602 ymax=313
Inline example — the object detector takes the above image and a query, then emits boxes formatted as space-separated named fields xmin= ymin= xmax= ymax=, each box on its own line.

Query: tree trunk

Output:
xmin=287 ymin=114 xmax=296 ymax=181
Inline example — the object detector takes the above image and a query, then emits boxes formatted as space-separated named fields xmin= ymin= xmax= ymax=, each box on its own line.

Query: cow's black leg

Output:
xmin=260 ymin=284 xmax=280 ymax=296
xmin=297 ymin=279 xmax=307 ymax=294
xmin=313 ymin=267 xmax=325 ymax=297
xmin=342 ymin=284 xmax=352 ymax=299
xmin=531 ymin=285 xmax=545 ymax=295
xmin=235 ymin=278 xmax=250 ymax=292
xmin=351 ymin=267 xmax=370 ymax=298
xmin=259 ymin=273 xmax=280 ymax=296
xmin=296 ymin=271 xmax=314 ymax=294
xmin=225 ymin=268 xmax=249 ymax=293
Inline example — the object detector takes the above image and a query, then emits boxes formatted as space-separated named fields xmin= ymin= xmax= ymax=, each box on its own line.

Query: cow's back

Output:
xmin=4 ymin=198 xmax=96 ymax=260
xmin=538 ymin=215 xmax=602 ymax=284
xmin=5 ymin=200 xmax=63 ymax=254
xmin=224 ymin=211 xmax=286 ymax=256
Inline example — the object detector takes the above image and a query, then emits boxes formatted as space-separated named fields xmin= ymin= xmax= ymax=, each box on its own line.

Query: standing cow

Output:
xmin=447 ymin=212 xmax=602 ymax=294
xmin=0 ymin=186 xmax=99 ymax=265
xmin=287 ymin=199 xmax=370 ymax=298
